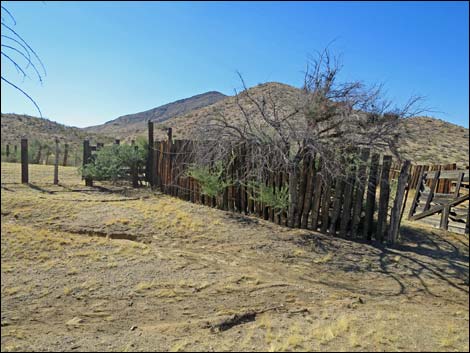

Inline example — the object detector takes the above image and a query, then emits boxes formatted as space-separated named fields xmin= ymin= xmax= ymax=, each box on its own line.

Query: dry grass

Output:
xmin=1 ymin=162 xmax=469 ymax=352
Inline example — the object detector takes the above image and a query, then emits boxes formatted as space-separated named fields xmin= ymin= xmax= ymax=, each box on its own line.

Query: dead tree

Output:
xmin=190 ymin=49 xmax=423 ymax=226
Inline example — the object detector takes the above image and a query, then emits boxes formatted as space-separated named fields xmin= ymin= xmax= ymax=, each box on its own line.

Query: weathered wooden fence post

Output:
xmin=147 ymin=121 xmax=154 ymax=188
xmin=83 ymin=140 xmax=93 ymax=187
xmin=21 ymin=138 xmax=28 ymax=184
xmin=388 ymin=160 xmax=411 ymax=245
xmin=63 ymin=143 xmax=68 ymax=166
xmin=376 ymin=155 xmax=392 ymax=241
xmin=351 ymin=148 xmax=370 ymax=237
xmin=363 ymin=153 xmax=380 ymax=240
xmin=167 ymin=127 xmax=173 ymax=143
xmin=6 ymin=144 xmax=10 ymax=158
xmin=54 ymin=138 xmax=59 ymax=185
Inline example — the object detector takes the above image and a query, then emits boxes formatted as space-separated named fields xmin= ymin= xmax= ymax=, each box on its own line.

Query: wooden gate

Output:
xmin=408 ymin=169 xmax=469 ymax=234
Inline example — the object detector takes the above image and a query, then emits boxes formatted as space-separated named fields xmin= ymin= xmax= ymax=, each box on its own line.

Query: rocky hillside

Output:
xmin=1 ymin=83 xmax=468 ymax=166
xmin=0 ymin=114 xmax=114 ymax=165
xmin=84 ymin=91 xmax=226 ymax=138
xmin=151 ymin=82 xmax=469 ymax=166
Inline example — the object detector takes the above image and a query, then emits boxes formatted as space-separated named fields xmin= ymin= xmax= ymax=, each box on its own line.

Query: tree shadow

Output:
xmin=290 ymin=225 xmax=469 ymax=299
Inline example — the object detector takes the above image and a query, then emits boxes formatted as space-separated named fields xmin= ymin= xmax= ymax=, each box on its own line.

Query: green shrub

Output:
xmin=187 ymin=162 xmax=232 ymax=197
xmin=245 ymin=180 xmax=289 ymax=212
xmin=81 ymin=144 xmax=146 ymax=183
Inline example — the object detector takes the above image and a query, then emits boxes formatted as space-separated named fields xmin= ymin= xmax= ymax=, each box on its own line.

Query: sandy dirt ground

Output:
xmin=1 ymin=162 xmax=469 ymax=352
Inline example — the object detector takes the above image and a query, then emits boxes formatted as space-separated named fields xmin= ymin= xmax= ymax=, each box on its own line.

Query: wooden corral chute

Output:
xmin=408 ymin=169 xmax=469 ymax=234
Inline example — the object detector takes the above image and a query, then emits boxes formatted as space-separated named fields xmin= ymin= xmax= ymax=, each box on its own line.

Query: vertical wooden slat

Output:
xmin=363 ymin=153 xmax=380 ymax=240
xmin=320 ymin=177 xmax=332 ymax=234
xmin=453 ymin=172 xmax=464 ymax=198
xmin=376 ymin=155 xmax=392 ymax=242
xmin=63 ymin=143 xmax=68 ymax=166
xmin=147 ymin=121 xmax=154 ymax=188
xmin=423 ymin=170 xmax=440 ymax=211
xmin=240 ymin=144 xmax=247 ymax=214
xmin=465 ymin=205 xmax=469 ymax=235
xmin=351 ymin=148 xmax=370 ymax=237
xmin=83 ymin=140 xmax=92 ymax=187
xmin=21 ymin=138 xmax=28 ymax=184
xmin=309 ymin=170 xmax=323 ymax=231
xmin=268 ymin=170 xmax=274 ymax=221
xmin=329 ymin=177 xmax=345 ymax=235
xmin=53 ymin=137 xmax=59 ymax=185
xmin=440 ymin=206 xmax=450 ymax=231
xmin=339 ymin=162 xmax=356 ymax=238
xmin=283 ymin=172 xmax=289 ymax=226
xmin=300 ymin=155 xmax=315 ymax=228
xmin=275 ymin=170 xmax=283 ymax=225
xmin=295 ymin=156 xmax=309 ymax=228
xmin=408 ymin=168 xmax=426 ymax=219
xmin=388 ymin=160 xmax=411 ymax=245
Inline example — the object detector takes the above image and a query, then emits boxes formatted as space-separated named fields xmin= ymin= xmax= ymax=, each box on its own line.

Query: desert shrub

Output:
xmin=81 ymin=144 xmax=146 ymax=183
xmin=187 ymin=162 xmax=232 ymax=197
xmin=246 ymin=181 xmax=289 ymax=212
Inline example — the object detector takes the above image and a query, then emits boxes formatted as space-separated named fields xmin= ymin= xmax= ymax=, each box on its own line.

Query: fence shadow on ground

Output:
xmin=290 ymin=226 xmax=469 ymax=299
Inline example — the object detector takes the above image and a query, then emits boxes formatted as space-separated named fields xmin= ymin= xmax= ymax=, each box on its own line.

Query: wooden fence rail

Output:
xmin=150 ymin=136 xmax=411 ymax=244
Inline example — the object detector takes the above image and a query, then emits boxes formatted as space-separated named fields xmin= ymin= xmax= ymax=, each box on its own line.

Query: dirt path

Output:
xmin=1 ymin=163 xmax=469 ymax=351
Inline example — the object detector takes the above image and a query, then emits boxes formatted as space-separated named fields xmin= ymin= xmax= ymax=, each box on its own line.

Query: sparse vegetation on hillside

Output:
xmin=1 ymin=113 xmax=114 ymax=166
xmin=84 ymin=91 xmax=227 ymax=138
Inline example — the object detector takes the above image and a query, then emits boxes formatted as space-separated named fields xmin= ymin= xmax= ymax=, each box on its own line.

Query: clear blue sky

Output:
xmin=1 ymin=1 xmax=468 ymax=128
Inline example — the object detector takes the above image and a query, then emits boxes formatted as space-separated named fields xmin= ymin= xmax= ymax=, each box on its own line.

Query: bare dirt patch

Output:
xmin=1 ymin=162 xmax=468 ymax=351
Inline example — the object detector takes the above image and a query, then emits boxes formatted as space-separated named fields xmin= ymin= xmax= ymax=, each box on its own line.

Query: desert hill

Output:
xmin=0 ymin=113 xmax=114 ymax=165
xmin=84 ymin=91 xmax=226 ymax=137
xmin=150 ymin=82 xmax=469 ymax=166
xmin=1 ymin=83 xmax=468 ymax=166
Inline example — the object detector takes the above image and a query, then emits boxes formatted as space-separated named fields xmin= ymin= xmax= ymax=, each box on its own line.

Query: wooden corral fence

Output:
xmin=13 ymin=138 xmax=69 ymax=185
xmin=408 ymin=169 xmax=470 ymax=234
xmin=148 ymin=128 xmax=412 ymax=245
xmin=390 ymin=162 xmax=466 ymax=193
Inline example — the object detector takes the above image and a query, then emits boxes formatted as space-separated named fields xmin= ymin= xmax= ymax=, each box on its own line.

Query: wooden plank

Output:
xmin=320 ymin=177 xmax=332 ymax=234
xmin=309 ymin=171 xmax=323 ymax=231
xmin=423 ymin=170 xmax=440 ymax=211
xmin=363 ymin=153 xmax=380 ymax=240
xmin=408 ymin=168 xmax=426 ymax=219
xmin=329 ymin=177 xmax=345 ymax=235
xmin=54 ymin=138 xmax=59 ymax=185
xmin=428 ymin=170 xmax=469 ymax=180
xmin=147 ymin=121 xmax=154 ymax=188
xmin=63 ymin=143 xmax=68 ymax=166
xmin=295 ymin=155 xmax=309 ymax=228
xmin=376 ymin=155 xmax=392 ymax=242
xmin=388 ymin=160 xmax=411 ymax=245
xmin=339 ymin=163 xmax=356 ymax=238
xmin=410 ymin=194 xmax=469 ymax=220
xmin=465 ymin=206 xmax=469 ymax=235
xmin=351 ymin=148 xmax=370 ymax=237
xmin=269 ymin=170 xmax=275 ymax=222
xmin=301 ymin=155 xmax=316 ymax=229
xmin=240 ymin=144 xmax=247 ymax=214
xmin=453 ymin=172 xmax=465 ymax=198
xmin=440 ymin=205 xmax=450 ymax=230
xmin=83 ymin=140 xmax=93 ymax=187
xmin=21 ymin=138 xmax=28 ymax=184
